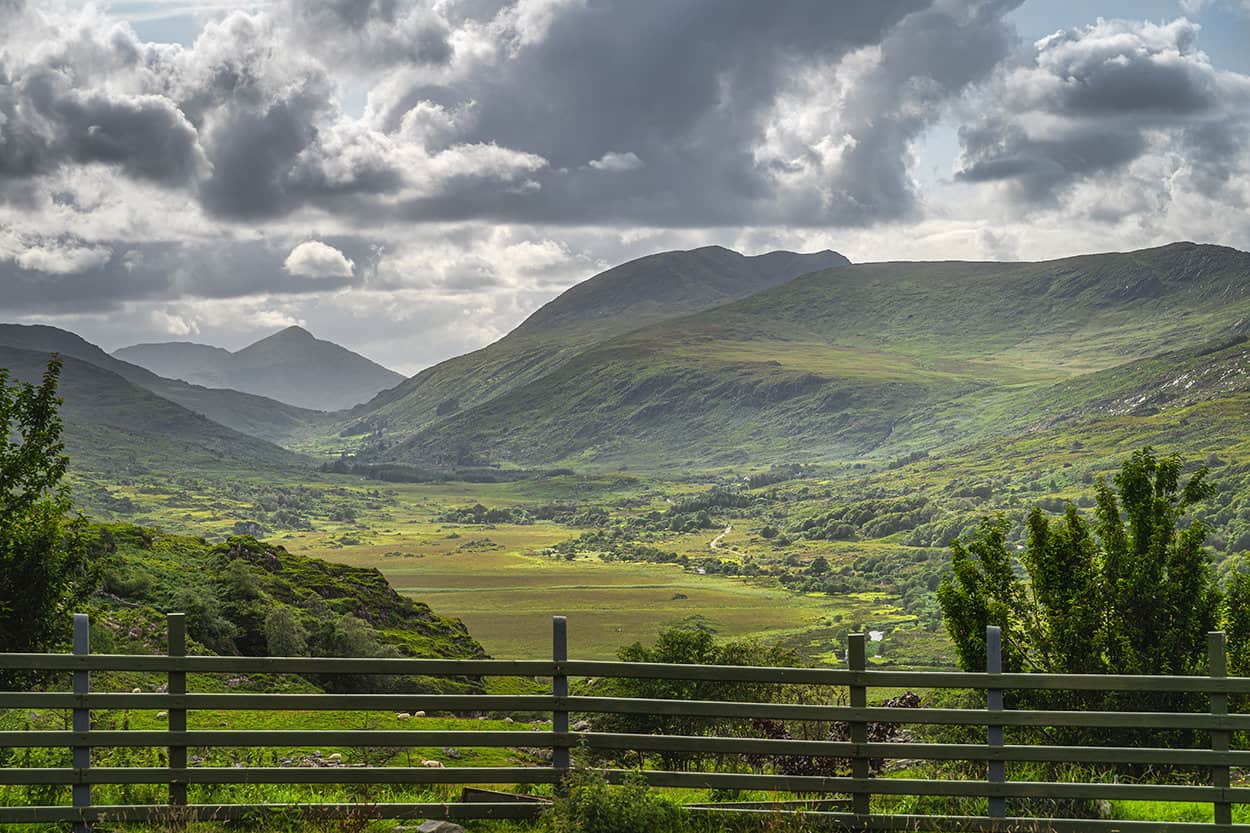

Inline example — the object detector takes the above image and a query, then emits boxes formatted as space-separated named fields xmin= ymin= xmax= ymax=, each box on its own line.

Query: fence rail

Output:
xmin=1 ymin=615 xmax=1248 ymax=830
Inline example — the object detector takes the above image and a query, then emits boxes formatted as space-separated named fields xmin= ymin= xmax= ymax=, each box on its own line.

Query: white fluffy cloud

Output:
xmin=283 ymin=241 xmax=356 ymax=279
xmin=588 ymin=152 xmax=643 ymax=172
xmin=15 ymin=243 xmax=112 ymax=275
xmin=955 ymin=18 xmax=1250 ymax=212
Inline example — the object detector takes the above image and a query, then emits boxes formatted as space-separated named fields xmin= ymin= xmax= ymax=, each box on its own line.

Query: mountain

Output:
xmin=0 ymin=344 xmax=304 ymax=476
xmin=116 ymin=326 xmax=405 ymax=411
xmin=0 ymin=324 xmax=328 ymax=446
xmin=111 ymin=341 xmax=233 ymax=387
xmin=511 ymin=246 xmax=850 ymax=336
xmin=356 ymin=242 xmax=1250 ymax=468
xmin=342 ymin=246 xmax=849 ymax=439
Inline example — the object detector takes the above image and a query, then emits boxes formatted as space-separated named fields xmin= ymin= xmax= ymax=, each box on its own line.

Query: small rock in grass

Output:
xmin=131 ymin=687 xmax=142 ymax=694
xmin=442 ymin=747 xmax=460 ymax=759
xmin=416 ymin=821 xmax=465 ymax=833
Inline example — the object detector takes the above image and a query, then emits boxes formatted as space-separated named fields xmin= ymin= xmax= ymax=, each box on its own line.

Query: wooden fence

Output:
xmin=3 ymin=614 xmax=1250 ymax=831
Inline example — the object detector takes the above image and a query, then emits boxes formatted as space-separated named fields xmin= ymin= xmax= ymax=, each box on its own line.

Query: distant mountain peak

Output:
xmin=263 ymin=325 xmax=317 ymax=342
xmin=509 ymin=245 xmax=849 ymax=338
xmin=115 ymin=325 xmax=404 ymax=411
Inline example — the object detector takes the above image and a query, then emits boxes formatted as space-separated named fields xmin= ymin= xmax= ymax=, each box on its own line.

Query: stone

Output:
xmin=416 ymin=822 xmax=466 ymax=833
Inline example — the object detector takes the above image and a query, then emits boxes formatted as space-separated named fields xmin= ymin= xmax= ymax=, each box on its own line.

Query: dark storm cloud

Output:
xmin=955 ymin=18 xmax=1250 ymax=208
xmin=0 ymin=65 xmax=205 ymax=187
xmin=0 ymin=238 xmax=367 ymax=315
xmin=288 ymin=0 xmax=454 ymax=67
xmin=373 ymin=0 xmax=1023 ymax=226
xmin=0 ymin=1 xmax=1026 ymax=227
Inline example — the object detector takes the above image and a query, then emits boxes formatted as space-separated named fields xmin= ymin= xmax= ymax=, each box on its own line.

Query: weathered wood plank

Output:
xmin=0 ymin=693 xmax=554 ymax=711
xmin=0 ymin=654 xmax=552 ymax=676
xmin=0 ymin=730 xmax=557 ymax=748
xmin=0 ymin=767 xmax=562 ymax=786
xmin=0 ymin=802 xmax=545 ymax=824
xmin=564 ymin=661 xmax=1250 ymax=694
xmin=563 ymin=696 xmax=1250 ymax=730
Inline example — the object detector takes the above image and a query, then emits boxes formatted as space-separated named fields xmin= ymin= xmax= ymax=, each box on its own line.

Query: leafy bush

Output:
xmin=543 ymin=768 xmax=683 ymax=833
xmin=586 ymin=627 xmax=800 ymax=770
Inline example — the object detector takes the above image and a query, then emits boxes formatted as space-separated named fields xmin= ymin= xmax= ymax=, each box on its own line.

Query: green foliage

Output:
xmin=588 ymin=626 xmax=800 ymax=769
xmin=543 ymin=767 xmax=684 ymax=833
xmin=0 ymin=357 xmax=92 ymax=678
xmin=264 ymin=606 xmax=309 ymax=657
xmin=90 ymin=527 xmax=487 ymax=692
xmin=938 ymin=448 xmax=1222 ymax=677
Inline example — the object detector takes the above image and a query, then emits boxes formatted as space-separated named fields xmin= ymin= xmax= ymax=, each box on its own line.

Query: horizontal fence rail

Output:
xmin=2 ymin=614 xmax=1250 ymax=831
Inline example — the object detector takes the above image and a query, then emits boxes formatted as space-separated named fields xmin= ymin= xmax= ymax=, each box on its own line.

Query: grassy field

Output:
xmin=279 ymin=497 xmax=899 ymax=662
xmin=77 ymin=466 xmax=943 ymax=666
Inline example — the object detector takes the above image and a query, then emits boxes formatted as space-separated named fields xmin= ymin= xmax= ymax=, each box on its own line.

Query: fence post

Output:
xmin=552 ymin=615 xmax=570 ymax=795
xmin=1209 ymin=631 xmax=1230 ymax=827
xmin=986 ymin=625 xmax=1006 ymax=822
xmin=168 ymin=613 xmax=188 ymax=812
xmin=72 ymin=613 xmax=91 ymax=833
xmin=848 ymin=632 xmax=870 ymax=817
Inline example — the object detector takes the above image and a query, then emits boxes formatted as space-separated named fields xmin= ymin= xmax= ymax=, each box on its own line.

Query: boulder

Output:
xmin=416 ymin=823 xmax=466 ymax=833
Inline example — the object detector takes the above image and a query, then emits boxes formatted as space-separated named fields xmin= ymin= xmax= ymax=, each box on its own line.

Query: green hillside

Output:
xmin=0 ymin=346 xmax=306 ymax=476
xmin=362 ymin=243 xmax=1250 ymax=468
xmin=0 ymin=324 xmax=331 ymax=445
xmin=342 ymin=246 xmax=848 ymax=441
xmin=117 ymin=326 xmax=405 ymax=411
xmin=91 ymin=526 xmax=484 ymax=671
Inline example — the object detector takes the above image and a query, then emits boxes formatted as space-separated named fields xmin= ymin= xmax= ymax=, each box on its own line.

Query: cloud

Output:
xmin=587 ymin=151 xmax=643 ymax=172
xmin=0 ymin=0 xmax=1247 ymax=370
xmin=15 ymin=242 xmax=113 ymax=274
xmin=367 ymin=0 xmax=1024 ymax=226
xmin=284 ymin=240 xmax=356 ymax=278
xmin=284 ymin=0 xmax=455 ymax=70
xmin=1 ymin=1 xmax=1027 ymax=228
xmin=955 ymin=17 xmax=1250 ymax=209
xmin=147 ymin=308 xmax=200 ymax=336
xmin=0 ymin=26 xmax=208 ymax=189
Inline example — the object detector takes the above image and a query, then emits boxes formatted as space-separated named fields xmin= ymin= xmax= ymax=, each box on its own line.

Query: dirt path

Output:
xmin=709 ymin=524 xmax=732 ymax=550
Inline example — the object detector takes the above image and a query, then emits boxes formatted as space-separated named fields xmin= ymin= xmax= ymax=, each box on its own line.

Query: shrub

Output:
xmin=543 ymin=768 xmax=683 ymax=833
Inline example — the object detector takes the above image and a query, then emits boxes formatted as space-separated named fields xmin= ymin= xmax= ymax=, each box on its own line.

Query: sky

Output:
xmin=1 ymin=0 xmax=1249 ymax=374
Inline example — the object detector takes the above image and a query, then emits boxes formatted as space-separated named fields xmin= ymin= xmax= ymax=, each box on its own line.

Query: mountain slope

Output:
xmin=0 ymin=345 xmax=305 ymax=475
xmin=117 ymin=326 xmax=405 ymax=411
xmin=0 ymin=324 xmax=329 ymax=445
xmin=512 ymin=246 xmax=849 ymax=336
xmin=366 ymin=242 xmax=1250 ymax=468
xmin=112 ymin=341 xmax=233 ymax=387
xmin=345 ymin=246 xmax=849 ymax=439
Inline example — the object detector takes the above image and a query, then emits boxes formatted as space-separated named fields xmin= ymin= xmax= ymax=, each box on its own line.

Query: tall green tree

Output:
xmin=937 ymin=448 xmax=1219 ymax=678
xmin=0 ymin=357 xmax=90 ymax=669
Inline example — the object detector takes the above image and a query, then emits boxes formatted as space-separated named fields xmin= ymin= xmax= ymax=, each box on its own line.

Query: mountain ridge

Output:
xmin=115 ymin=326 xmax=404 ymax=411
xmin=0 ymin=344 xmax=305 ymax=476
xmin=342 ymin=245 xmax=851 ymax=440
xmin=356 ymin=242 xmax=1250 ymax=469
xmin=0 ymin=323 xmax=328 ymax=446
